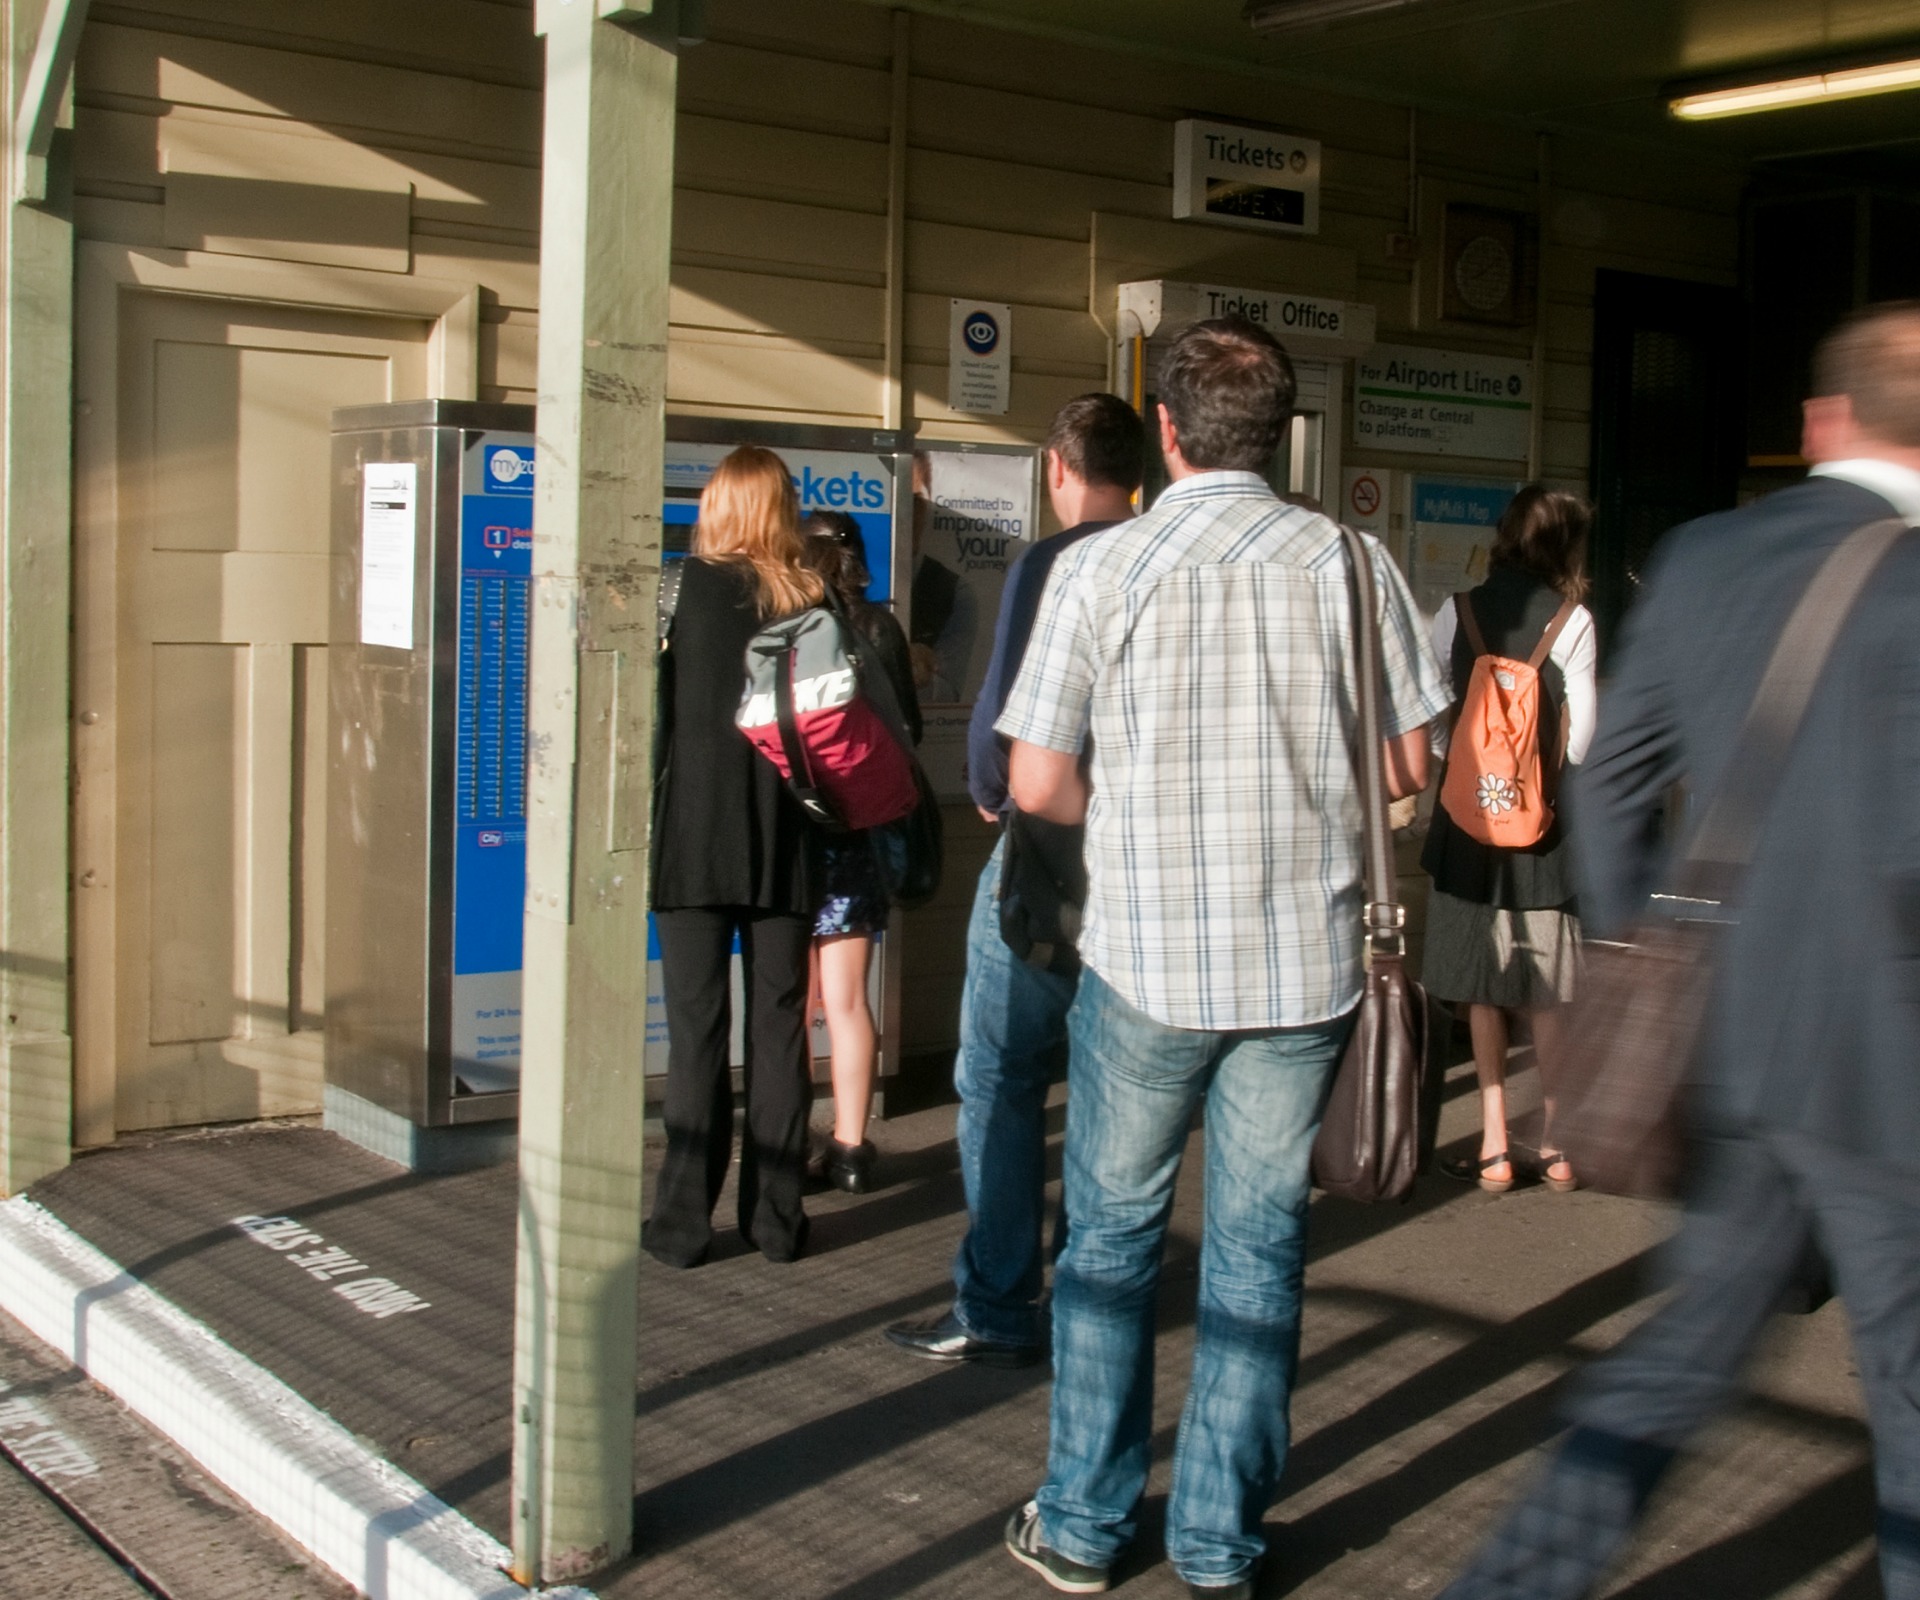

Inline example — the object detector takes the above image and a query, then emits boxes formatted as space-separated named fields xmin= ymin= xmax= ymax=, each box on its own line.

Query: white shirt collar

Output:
xmin=1808 ymin=458 xmax=1920 ymax=525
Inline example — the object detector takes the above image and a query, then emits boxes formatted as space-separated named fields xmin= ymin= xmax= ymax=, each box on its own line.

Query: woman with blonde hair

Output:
xmin=643 ymin=445 xmax=824 ymax=1267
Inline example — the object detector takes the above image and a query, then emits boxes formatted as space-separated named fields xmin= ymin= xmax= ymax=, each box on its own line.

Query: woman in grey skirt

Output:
xmin=1422 ymin=487 xmax=1597 ymax=1192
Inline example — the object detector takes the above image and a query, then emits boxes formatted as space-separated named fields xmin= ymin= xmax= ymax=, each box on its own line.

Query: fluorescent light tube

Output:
xmin=1670 ymin=56 xmax=1920 ymax=120
xmin=1245 ymin=0 xmax=1429 ymax=32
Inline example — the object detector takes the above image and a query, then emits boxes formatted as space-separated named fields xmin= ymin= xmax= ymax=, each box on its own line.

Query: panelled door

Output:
xmin=100 ymin=294 xmax=431 ymax=1132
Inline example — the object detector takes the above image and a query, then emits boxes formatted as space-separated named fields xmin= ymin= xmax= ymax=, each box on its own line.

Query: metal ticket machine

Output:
xmin=325 ymin=400 xmax=536 ymax=1169
xmin=324 ymin=405 xmax=917 ymax=1170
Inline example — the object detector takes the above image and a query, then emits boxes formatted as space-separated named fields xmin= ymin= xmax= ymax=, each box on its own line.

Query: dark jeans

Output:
xmin=1442 ymin=1124 xmax=1920 ymax=1600
xmin=952 ymin=838 xmax=1077 ymax=1346
xmin=643 ymin=908 xmax=812 ymax=1266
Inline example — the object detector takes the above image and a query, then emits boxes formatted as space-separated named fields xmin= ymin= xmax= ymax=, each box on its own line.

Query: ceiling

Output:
xmin=870 ymin=0 xmax=1920 ymax=176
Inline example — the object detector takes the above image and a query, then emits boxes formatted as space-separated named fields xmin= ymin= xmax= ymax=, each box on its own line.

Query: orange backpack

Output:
xmin=1439 ymin=592 xmax=1576 ymax=849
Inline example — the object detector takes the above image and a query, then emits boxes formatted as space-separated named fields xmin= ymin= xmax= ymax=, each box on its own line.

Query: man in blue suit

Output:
xmin=1441 ymin=301 xmax=1920 ymax=1599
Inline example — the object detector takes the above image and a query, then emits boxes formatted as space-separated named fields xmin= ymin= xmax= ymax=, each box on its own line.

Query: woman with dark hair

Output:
xmin=644 ymin=446 xmax=824 ymax=1267
xmin=800 ymin=510 xmax=921 ymax=1192
xmin=1424 ymin=485 xmax=1598 ymax=1194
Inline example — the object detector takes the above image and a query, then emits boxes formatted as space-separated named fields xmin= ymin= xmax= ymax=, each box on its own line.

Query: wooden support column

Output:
xmin=511 ymin=0 xmax=677 ymax=1582
xmin=0 ymin=0 xmax=80 ymax=1197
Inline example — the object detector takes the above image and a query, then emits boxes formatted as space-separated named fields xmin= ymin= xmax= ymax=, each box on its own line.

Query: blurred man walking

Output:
xmin=1441 ymin=302 xmax=1920 ymax=1600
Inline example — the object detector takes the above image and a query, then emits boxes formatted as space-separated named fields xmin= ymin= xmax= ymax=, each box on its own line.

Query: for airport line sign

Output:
xmin=1355 ymin=343 xmax=1535 ymax=462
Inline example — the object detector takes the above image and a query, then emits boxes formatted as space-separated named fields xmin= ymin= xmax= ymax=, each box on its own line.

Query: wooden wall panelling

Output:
xmin=907 ymin=75 xmax=1168 ymax=186
xmin=677 ymin=38 xmax=891 ymax=139
xmin=671 ymin=335 xmax=884 ymax=420
xmin=677 ymin=111 xmax=887 ymax=212
xmin=907 ymin=147 xmax=1163 ymax=240
xmin=673 ymin=188 xmax=886 ymax=283
xmin=701 ymin=0 xmax=895 ymax=65
xmin=673 ymin=265 xmax=884 ymax=344
xmin=79 ymin=23 xmax=540 ymax=157
xmin=89 ymin=0 xmax=542 ymax=86
xmin=906 ymin=220 xmax=1086 ymax=311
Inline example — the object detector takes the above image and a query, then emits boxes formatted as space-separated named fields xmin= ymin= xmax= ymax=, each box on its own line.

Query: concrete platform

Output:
xmin=7 ymin=1057 xmax=1887 ymax=1600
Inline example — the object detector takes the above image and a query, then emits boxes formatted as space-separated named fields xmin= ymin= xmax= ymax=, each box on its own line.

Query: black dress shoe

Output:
xmin=825 ymin=1138 xmax=875 ymax=1194
xmin=885 ymin=1310 xmax=1042 ymax=1368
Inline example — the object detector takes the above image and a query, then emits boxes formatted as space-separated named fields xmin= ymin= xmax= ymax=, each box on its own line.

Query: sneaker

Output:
xmin=885 ymin=1310 xmax=1043 ymax=1368
xmin=1004 ymin=1501 xmax=1109 ymax=1593
xmin=1186 ymin=1578 xmax=1254 ymax=1599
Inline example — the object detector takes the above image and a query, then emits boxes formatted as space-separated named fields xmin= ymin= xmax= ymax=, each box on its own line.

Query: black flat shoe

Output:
xmin=825 ymin=1137 xmax=875 ymax=1194
xmin=885 ymin=1310 xmax=1043 ymax=1368
xmin=1440 ymin=1150 xmax=1515 ymax=1193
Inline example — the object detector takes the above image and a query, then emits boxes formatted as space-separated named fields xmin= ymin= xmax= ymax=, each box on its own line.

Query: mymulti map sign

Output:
xmin=1354 ymin=343 xmax=1535 ymax=462
xmin=1174 ymin=119 xmax=1321 ymax=236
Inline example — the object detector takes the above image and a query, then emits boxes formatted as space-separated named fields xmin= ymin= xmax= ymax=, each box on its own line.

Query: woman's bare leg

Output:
xmin=816 ymin=933 xmax=876 ymax=1146
xmin=1467 ymin=1003 xmax=1513 ymax=1183
xmin=1529 ymin=1004 xmax=1574 ymax=1184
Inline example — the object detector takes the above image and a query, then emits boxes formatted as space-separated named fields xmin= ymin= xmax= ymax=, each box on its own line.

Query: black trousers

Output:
xmin=643 ymin=908 xmax=812 ymax=1266
xmin=1442 ymin=1124 xmax=1920 ymax=1600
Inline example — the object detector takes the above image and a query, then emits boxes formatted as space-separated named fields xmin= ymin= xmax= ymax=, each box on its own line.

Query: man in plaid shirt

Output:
xmin=995 ymin=318 xmax=1449 ymax=1598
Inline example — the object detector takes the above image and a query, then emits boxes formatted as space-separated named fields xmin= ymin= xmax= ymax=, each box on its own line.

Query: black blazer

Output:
xmin=650 ymin=558 xmax=815 ymax=913
xmin=1573 ymin=474 xmax=1920 ymax=1169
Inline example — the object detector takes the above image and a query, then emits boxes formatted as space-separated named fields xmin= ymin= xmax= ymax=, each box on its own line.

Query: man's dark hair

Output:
xmin=1812 ymin=301 xmax=1920 ymax=448
xmin=1157 ymin=317 xmax=1297 ymax=472
xmin=1044 ymin=393 xmax=1146 ymax=492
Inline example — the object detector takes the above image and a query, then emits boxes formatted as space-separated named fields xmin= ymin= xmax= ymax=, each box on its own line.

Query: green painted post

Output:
xmin=510 ymin=0 xmax=678 ymax=1581
xmin=0 ymin=0 xmax=78 ymax=1197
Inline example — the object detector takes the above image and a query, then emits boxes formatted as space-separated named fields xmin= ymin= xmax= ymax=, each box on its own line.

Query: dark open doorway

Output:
xmin=1588 ymin=271 xmax=1744 ymax=651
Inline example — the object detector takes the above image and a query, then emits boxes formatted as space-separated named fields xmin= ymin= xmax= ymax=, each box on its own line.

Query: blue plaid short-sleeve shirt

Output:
xmin=996 ymin=470 xmax=1449 ymax=1031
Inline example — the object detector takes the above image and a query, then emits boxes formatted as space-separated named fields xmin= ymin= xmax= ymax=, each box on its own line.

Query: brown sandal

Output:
xmin=1441 ymin=1150 xmax=1515 ymax=1193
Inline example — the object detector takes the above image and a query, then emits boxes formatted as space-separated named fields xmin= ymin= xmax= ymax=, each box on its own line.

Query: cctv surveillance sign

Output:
xmin=949 ymin=299 xmax=1012 ymax=415
xmin=1175 ymin=119 xmax=1321 ymax=236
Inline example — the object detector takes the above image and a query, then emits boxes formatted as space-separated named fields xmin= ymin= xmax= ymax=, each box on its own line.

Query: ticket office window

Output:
xmin=1132 ymin=344 xmax=1342 ymax=513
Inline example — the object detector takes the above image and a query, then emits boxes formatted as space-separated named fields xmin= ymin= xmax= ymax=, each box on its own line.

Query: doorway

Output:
xmin=1588 ymin=270 xmax=1743 ymax=647
xmin=81 ymin=290 xmax=432 ymax=1134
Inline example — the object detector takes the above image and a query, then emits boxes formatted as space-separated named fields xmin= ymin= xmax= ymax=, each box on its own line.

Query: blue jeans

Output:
xmin=952 ymin=837 xmax=1078 ymax=1347
xmin=1036 ymin=968 xmax=1352 ymax=1587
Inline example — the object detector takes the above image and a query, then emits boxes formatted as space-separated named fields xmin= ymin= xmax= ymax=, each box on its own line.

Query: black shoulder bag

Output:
xmin=1556 ymin=516 xmax=1910 ymax=1197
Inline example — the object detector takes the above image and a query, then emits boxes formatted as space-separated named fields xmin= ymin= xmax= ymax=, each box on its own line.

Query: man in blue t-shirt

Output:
xmin=886 ymin=392 xmax=1144 ymax=1367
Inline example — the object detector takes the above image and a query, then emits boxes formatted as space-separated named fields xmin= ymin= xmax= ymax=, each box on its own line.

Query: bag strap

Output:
xmin=1340 ymin=526 xmax=1405 ymax=959
xmin=656 ymin=560 xmax=685 ymax=652
xmin=1525 ymin=597 xmax=1578 ymax=672
xmin=1669 ymin=516 xmax=1910 ymax=909
xmin=1454 ymin=590 xmax=1489 ymax=658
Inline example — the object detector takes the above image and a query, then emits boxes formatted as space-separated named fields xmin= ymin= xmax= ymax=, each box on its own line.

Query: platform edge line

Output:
xmin=0 ymin=1196 xmax=595 ymax=1600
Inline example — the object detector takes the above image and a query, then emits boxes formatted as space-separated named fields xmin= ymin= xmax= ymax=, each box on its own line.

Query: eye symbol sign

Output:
xmin=962 ymin=312 xmax=1000 ymax=356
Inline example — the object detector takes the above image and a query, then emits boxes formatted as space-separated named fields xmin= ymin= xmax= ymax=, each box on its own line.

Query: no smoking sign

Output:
xmin=1349 ymin=473 xmax=1382 ymax=518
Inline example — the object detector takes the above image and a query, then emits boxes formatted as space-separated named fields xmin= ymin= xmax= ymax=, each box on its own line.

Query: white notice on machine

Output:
xmin=360 ymin=462 xmax=416 ymax=650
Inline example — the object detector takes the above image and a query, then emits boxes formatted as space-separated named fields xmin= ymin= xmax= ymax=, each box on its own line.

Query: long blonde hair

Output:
xmin=694 ymin=446 xmax=825 ymax=617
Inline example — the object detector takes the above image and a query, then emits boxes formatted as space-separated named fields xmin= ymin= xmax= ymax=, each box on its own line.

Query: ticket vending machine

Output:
xmin=1114 ymin=280 xmax=1377 ymax=509
xmin=324 ymin=400 xmax=537 ymax=1169
xmin=324 ymin=404 xmax=917 ymax=1170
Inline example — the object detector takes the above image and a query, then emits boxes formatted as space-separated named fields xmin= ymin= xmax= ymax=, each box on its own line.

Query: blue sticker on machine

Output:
xmin=453 ymin=479 xmax=533 ymax=981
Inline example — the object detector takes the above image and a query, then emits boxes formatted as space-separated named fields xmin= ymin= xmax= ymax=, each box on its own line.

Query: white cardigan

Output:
xmin=1431 ymin=596 xmax=1598 ymax=767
